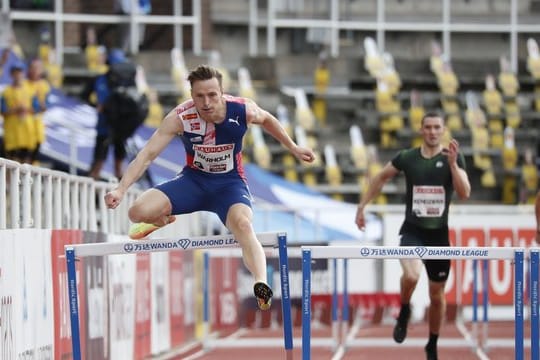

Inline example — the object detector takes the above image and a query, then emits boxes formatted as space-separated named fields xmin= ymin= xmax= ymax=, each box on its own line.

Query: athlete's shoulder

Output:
xmin=223 ymin=94 xmax=247 ymax=105
xmin=174 ymin=99 xmax=196 ymax=116
xmin=398 ymin=147 xmax=420 ymax=158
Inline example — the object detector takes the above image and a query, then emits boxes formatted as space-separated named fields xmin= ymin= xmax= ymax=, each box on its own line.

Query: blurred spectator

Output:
xmin=26 ymin=58 xmax=50 ymax=164
xmin=115 ymin=0 xmax=151 ymax=53
xmin=84 ymin=49 xmax=148 ymax=180
xmin=1 ymin=61 xmax=39 ymax=163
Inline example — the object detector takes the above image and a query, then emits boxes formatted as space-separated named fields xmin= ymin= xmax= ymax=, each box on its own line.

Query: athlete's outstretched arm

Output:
xmin=245 ymin=99 xmax=315 ymax=163
xmin=105 ymin=108 xmax=183 ymax=208
xmin=356 ymin=162 xmax=399 ymax=230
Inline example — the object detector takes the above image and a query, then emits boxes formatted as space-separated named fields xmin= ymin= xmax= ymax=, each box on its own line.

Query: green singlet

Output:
xmin=391 ymin=147 xmax=466 ymax=229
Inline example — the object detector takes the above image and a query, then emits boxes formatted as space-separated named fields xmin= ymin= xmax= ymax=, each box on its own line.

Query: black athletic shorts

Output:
xmin=399 ymin=221 xmax=450 ymax=282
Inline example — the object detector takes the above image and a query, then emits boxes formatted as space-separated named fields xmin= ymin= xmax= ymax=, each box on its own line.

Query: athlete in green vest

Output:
xmin=355 ymin=112 xmax=471 ymax=360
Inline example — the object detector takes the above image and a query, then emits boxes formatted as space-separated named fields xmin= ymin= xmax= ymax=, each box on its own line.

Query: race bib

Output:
xmin=412 ymin=185 xmax=445 ymax=217
xmin=192 ymin=144 xmax=235 ymax=173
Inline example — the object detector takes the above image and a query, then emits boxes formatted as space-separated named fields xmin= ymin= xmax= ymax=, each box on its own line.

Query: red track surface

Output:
xmin=172 ymin=319 xmax=529 ymax=359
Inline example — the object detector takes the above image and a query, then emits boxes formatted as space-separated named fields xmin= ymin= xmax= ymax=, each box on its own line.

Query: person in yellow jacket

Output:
xmin=1 ymin=62 xmax=40 ymax=163
xmin=26 ymin=58 xmax=51 ymax=164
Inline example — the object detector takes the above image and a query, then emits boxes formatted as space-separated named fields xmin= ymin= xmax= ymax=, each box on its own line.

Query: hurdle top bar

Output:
xmin=303 ymin=246 xmax=523 ymax=260
xmin=66 ymin=232 xmax=285 ymax=258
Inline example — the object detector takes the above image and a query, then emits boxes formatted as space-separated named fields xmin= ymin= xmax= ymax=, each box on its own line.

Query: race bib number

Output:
xmin=412 ymin=185 xmax=445 ymax=217
xmin=192 ymin=144 xmax=235 ymax=173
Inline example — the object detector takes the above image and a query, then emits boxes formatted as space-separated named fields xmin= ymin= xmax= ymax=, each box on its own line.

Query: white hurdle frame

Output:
xmin=301 ymin=246 xmax=531 ymax=360
xmin=65 ymin=232 xmax=293 ymax=360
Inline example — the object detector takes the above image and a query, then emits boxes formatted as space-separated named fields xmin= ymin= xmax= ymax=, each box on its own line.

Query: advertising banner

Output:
xmin=169 ymin=251 xmax=184 ymax=346
xmin=107 ymin=235 xmax=136 ymax=360
xmin=14 ymin=230 xmax=54 ymax=359
xmin=134 ymin=253 xmax=151 ymax=359
xmin=151 ymin=252 xmax=171 ymax=354
xmin=210 ymin=257 xmax=240 ymax=332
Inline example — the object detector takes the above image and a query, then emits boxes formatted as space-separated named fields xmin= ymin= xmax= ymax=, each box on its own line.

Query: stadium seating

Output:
xmin=238 ymin=67 xmax=257 ymax=100
xmin=323 ymin=144 xmax=344 ymax=200
xmin=465 ymin=91 xmax=496 ymax=188
xmin=251 ymin=125 xmax=272 ymax=169
xmin=408 ymin=90 xmax=425 ymax=148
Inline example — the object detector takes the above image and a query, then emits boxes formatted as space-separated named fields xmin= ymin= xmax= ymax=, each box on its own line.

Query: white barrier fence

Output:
xmin=0 ymin=157 xmax=139 ymax=233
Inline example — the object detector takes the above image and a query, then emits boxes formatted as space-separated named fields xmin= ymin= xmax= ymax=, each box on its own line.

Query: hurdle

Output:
xmin=301 ymin=245 xmax=533 ymax=360
xmin=65 ymin=232 xmax=293 ymax=360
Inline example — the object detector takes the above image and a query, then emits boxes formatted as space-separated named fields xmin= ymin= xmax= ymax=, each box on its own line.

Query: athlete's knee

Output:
xmin=226 ymin=204 xmax=254 ymax=234
xmin=228 ymin=214 xmax=253 ymax=233
xmin=429 ymin=284 xmax=446 ymax=306
xmin=402 ymin=272 xmax=420 ymax=287
xmin=128 ymin=191 xmax=171 ymax=223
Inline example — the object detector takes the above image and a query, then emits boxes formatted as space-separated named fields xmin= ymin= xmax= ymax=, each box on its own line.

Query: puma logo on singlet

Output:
xmin=228 ymin=117 xmax=240 ymax=126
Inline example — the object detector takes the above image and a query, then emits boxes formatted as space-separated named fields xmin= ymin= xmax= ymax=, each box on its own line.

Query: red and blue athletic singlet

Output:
xmin=155 ymin=95 xmax=253 ymax=224
xmin=178 ymin=95 xmax=248 ymax=178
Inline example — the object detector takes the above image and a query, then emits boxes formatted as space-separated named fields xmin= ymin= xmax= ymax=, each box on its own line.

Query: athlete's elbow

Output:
xmin=457 ymin=188 xmax=471 ymax=200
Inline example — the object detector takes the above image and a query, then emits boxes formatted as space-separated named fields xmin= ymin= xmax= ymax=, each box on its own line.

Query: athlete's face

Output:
xmin=420 ymin=116 xmax=445 ymax=148
xmin=191 ymin=77 xmax=225 ymax=121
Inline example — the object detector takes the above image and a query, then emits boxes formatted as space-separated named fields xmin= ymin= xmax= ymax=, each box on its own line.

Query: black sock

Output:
xmin=426 ymin=332 xmax=438 ymax=349
xmin=398 ymin=303 xmax=410 ymax=322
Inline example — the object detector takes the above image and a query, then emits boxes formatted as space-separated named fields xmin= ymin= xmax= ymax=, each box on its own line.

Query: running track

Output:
xmin=167 ymin=320 xmax=527 ymax=359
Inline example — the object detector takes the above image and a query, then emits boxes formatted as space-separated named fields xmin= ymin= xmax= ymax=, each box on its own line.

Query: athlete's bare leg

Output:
xmin=128 ymin=188 xmax=173 ymax=226
xmin=427 ymin=280 xmax=446 ymax=334
xmin=393 ymin=259 xmax=423 ymax=343
xmin=225 ymin=203 xmax=267 ymax=283
xmin=425 ymin=280 xmax=446 ymax=359
xmin=400 ymin=259 xmax=423 ymax=302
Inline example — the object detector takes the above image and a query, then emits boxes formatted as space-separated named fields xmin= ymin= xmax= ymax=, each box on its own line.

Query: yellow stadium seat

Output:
xmin=502 ymin=175 xmax=517 ymax=204
xmin=351 ymin=146 xmax=368 ymax=171
xmin=437 ymin=66 xmax=459 ymax=96
xmin=238 ymin=67 xmax=257 ymax=100
xmin=446 ymin=114 xmax=463 ymax=132
xmin=250 ymin=126 xmax=272 ymax=169
xmin=483 ymin=90 xmax=503 ymax=117
xmin=365 ymin=56 xmax=385 ymax=78
xmin=294 ymin=89 xmax=316 ymax=131
xmin=498 ymin=72 xmax=519 ymax=98
xmin=441 ymin=98 xmax=459 ymax=114
xmin=253 ymin=144 xmax=271 ymax=169
xmin=429 ymin=41 xmax=444 ymax=76
xmin=526 ymin=38 xmax=540 ymax=80
xmin=409 ymin=105 xmax=424 ymax=132
xmin=521 ymin=163 xmax=539 ymax=204
xmin=502 ymin=127 xmax=518 ymax=171
xmin=282 ymin=154 xmax=298 ymax=182
xmin=302 ymin=172 xmax=318 ymax=187
xmin=504 ymin=101 xmax=521 ymax=128
xmin=490 ymin=131 xmax=504 ymax=149
xmin=325 ymin=164 xmax=343 ymax=201
xmin=502 ymin=147 xmax=518 ymax=171
xmin=361 ymin=162 xmax=387 ymax=205
xmin=144 ymin=90 xmax=164 ymax=128
xmin=376 ymin=81 xmax=401 ymax=114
